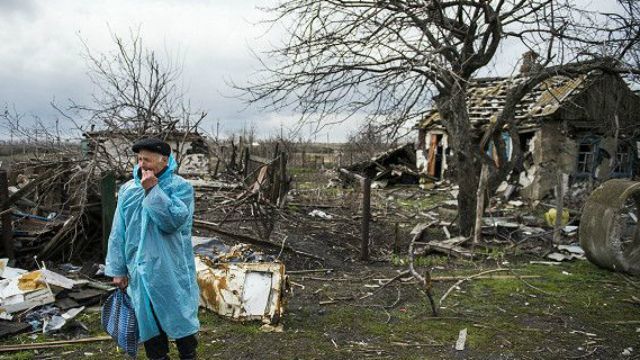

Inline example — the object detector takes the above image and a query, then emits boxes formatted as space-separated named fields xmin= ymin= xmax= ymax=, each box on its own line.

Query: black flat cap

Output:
xmin=131 ymin=137 xmax=171 ymax=156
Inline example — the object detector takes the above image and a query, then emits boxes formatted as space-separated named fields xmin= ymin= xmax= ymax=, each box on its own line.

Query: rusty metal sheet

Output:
xmin=195 ymin=257 xmax=286 ymax=324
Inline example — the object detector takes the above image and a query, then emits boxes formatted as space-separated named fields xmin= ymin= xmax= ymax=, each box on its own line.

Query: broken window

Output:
xmin=485 ymin=132 xmax=512 ymax=167
xmin=518 ymin=131 xmax=536 ymax=153
xmin=612 ymin=142 xmax=634 ymax=177
xmin=576 ymin=136 xmax=599 ymax=177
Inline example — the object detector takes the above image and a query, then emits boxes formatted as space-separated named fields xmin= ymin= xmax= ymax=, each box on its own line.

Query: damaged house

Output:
xmin=82 ymin=129 xmax=212 ymax=177
xmin=416 ymin=70 xmax=640 ymax=200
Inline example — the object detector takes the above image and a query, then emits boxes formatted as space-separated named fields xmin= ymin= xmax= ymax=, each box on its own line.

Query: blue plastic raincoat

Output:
xmin=105 ymin=154 xmax=200 ymax=342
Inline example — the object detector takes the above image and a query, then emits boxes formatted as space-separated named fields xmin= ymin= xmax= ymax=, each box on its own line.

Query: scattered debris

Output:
xmin=0 ymin=260 xmax=110 ymax=339
xmin=341 ymin=144 xmax=418 ymax=187
xmin=547 ymin=244 xmax=586 ymax=262
xmin=421 ymin=237 xmax=473 ymax=259
xmin=308 ymin=209 xmax=334 ymax=220
xmin=0 ymin=336 xmax=111 ymax=353
xmin=455 ymin=328 xmax=468 ymax=351
xmin=194 ymin=238 xmax=288 ymax=324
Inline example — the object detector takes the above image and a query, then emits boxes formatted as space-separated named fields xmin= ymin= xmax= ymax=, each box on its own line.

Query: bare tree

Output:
xmin=242 ymin=0 xmax=640 ymax=236
xmin=344 ymin=123 xmax=393 ymax=164
xmin=0 ymin=30 xmax=210 ymax=261
xmin=55 ymin=30 xmax=207 ymax=174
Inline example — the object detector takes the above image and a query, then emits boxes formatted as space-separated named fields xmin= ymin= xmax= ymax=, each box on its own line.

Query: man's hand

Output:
xmin=113 ymin=276 xmax=128 ymax=290
xmin=141 ymin=169 xmax=158 ymax=191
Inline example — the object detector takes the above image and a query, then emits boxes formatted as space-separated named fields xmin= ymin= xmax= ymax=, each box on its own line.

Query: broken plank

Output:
xmin=424 ymin=241 xmax=474 ymax=259
xmin=0 ymin=288 xmax=55 ymax=314
xmin=288 ymin=269 xmax=333 ymax=274
xmin=193 ymin=219 xmax=324 ymax=261
xmin=432 ymin=275 xmax=540 ymax=281
xmin=0 ymin=336 xmax=112 ymax=352
xmin=0 ymin=321 xmax=30 ymax=339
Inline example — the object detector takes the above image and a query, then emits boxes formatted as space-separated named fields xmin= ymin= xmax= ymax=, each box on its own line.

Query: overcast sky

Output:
xmin=0 ymin=0 xmax=623 ymax=142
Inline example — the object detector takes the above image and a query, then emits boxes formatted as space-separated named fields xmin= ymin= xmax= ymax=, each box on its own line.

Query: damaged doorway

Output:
xmin=427 ymin=133 xmax=446 ymax=179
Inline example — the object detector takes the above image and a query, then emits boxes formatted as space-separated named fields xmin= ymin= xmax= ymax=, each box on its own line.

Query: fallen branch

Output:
xmin=373 ymin=270 xmax=411 ymax=294
xmin=508 ymin=269 xmax=553 ymax=296
xmin=3 ymin=168 xmax=58 ymax=208
xmin=439 ymin=269 xmax=509 ymax=306
xmin=0 ymin=336 xmax=112 ymax=352
xmin=288 ymin=268 xmax=334 ymax=274
xmin=193 ymin=219 xmax=324 ymax=261
xmin=408 ymin=222 xmax=438 ymax=316
xmin=433 ymin=275 xmax=540 ymax=281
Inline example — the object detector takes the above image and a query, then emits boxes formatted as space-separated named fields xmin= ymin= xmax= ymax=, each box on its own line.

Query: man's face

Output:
xmin=137 ymin=149 xmax=168 ymax=174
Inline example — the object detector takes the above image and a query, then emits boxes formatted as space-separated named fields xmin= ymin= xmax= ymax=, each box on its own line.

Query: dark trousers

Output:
xmin=144 ymin=306 xmax=197 ymax=360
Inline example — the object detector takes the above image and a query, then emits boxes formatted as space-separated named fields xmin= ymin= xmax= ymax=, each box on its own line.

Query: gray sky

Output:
xmin=0 ymin=0 xmax=623 ymax=142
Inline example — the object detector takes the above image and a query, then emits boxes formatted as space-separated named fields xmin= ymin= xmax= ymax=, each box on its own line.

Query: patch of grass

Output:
xmin=393 ymin=192 xmax=449 ymax=212
xmin=391 ymin=254 xmax=451 ymax=268
xmin=289 ymin=166 xmax=317 ymax=175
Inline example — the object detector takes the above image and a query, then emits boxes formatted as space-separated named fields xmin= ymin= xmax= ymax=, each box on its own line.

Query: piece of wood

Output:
xmin=38 ymin=215 xmax=78 ymax=259
xmin=455 ymin=328 xmax=467 ymax=351
xmin=0 ymin=171 xmax=14 ymax=260
xmin=361 ymin=176 xmax=371 ymax=261
xmin=394 ymin=222 xmax=400 ymax=254
xmin=0 ymin=336 xmax=112 ymax=352
xmin=424 ymin=241 xmax=474 ymax=259
xmin=2 ymin=168 xmax=56 ymax=209
xmin=41 ymin=269 xmax=75 ymax=289
xmin=0 ymin=208 xmax=15 ymax=218
xmin=101 ymin=171 xmax=117 ymax=256
xmin=427 ymin=134 xmax=438 ymax=177
xmin=553 ymin=172 xmax=564 ymax=244
xmin=439 ymin=269 xmax=509 ymax=306
xmin=288 ymin=269 xmax=334 ymax=274
xmin=432 ymin=275 xmax=539 ymax=281
xmin=408 ymin=222 xmax=438 ymax=316
xmin=242 ymin=147 xmax=250 ymax=178
xmin=0 ymin=288 xmax=55 ymax=314
xmin=193 ymin=219 xmax=324 ymax=261
xmin=0 ymin=321 xmax=31 ymax=339
xmin=474 ymin=162 xmax=489 ymax=244
xmin=278 ymin=152 xmax=289 ymax=208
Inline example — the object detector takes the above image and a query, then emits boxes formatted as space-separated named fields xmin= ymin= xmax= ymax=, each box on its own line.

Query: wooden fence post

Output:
xmin=473 ymin=162 xmax=489 ymax=244
xmin=0 ymin=170 xmax=14 ymax=260
xmin=553 ymin=172 xmax=565 ymax=244
xmin=361 ymin=176 xmax=371 ymax=261
xmin=394 ymin=222 xmax=400 ymax=255
xmin=242 ymin=147 xmax=250 ymax=178
xmin=101 ymin=171 xmax=116 ymax=256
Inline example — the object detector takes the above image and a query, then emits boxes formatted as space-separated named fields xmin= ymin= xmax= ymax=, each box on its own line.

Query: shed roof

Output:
xmin=418 ymin=72 xmax=598 ymax=129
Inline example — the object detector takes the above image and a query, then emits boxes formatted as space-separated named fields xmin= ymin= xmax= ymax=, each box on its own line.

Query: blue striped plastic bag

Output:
xmin=101 ymin=289 xmax=139 ymax=357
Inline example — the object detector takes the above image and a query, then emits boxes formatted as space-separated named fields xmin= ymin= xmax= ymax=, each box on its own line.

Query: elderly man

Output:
xmin=105 ymin=137 xmax=199 ymax=360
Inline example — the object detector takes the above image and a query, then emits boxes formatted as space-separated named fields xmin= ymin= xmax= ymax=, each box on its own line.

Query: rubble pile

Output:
xmin=0 ymin=259 xmax=112 ymax=339
xmin=193 ymin=237 xmax=277 ymax=264
xmin=2 ymin=161 xmax=108 ymax=265
xmin=341 ymin=143 xmax=419 ymax=187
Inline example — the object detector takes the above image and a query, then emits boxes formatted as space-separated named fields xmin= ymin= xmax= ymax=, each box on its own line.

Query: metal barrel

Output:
xmin=579 ymin=179 xmax=640 ymax=275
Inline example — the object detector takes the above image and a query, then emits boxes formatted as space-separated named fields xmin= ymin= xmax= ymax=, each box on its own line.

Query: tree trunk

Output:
xmin=436 ymin=84 xmax=480 ymax=237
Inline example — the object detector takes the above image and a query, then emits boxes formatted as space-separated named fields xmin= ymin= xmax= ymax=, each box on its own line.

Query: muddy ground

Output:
xmin=1 ymin=167 xmax=639 ymax=359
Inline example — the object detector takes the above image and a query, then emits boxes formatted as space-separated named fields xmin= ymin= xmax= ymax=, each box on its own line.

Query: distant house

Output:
xmin=416 ymin=71 xmax=640 ymax=200
xmin=82 ymin=129 xmax=211 ymax=177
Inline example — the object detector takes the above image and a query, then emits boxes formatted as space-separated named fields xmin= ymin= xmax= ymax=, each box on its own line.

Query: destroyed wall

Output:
xmin=416 ymin=129 xmax=449 ymax=180
xmin=520 ymin=123 xmax=577 ymax=200
xmin=83 ymin=132 xmax=211 ymax=177
xmin=554 ymin=73 xmax=640 ymax=131
xmin=417 ymin=72 xmax=640 ymax=201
